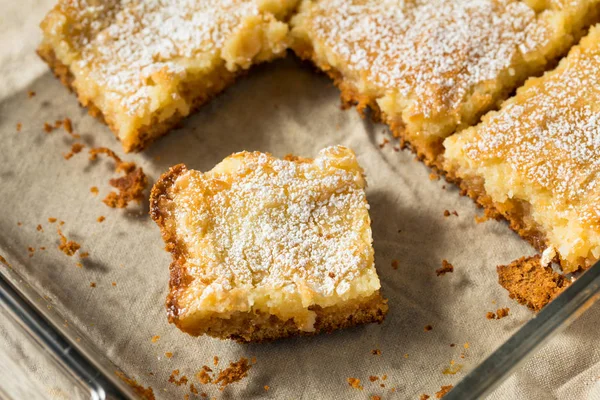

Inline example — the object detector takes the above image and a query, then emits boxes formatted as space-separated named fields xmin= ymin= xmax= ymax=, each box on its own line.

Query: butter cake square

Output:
xmin=150 ymin=146 xmax=387 ymax=342
xmin=444 ymin=25 xmax=600 ymax=273
xmin=38 ymin=0 xmax=298 ymax=152
xmin=290 ymin=0 xmax=600 ymax=167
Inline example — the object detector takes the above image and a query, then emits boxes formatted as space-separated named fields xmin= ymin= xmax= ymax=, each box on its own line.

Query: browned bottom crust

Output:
xmin=292 ymin=47 xmax=446 ymax=169
xmin=497 ymin=255 xmax=570 ymax=311
xmin=37 ymin=45 xmax=241 ymax=153
xmin=150 ymin=164 xmax=388 ymax=343
xmin=443 ymin=166 xmax=549 ymax=256
xmin=181 ymin=291 xmax=388 ymax=343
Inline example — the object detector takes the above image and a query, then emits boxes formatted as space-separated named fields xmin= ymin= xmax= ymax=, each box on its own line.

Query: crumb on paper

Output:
xmin=435 ymin=385 xmax=453 ymax=398
xmin=464 ymin=342 xmax=470 ymax=349
xmin=39 ymin=247 xmax=46 ymax=251
xmin=97 ymin=216 xmax=106 ymax=223
xmin=444 ymin=210 xmax=451 ymax=217
xmin=17 ymin=222 xmax=22 ymax=226
xmin=64 ymin=143 xmax=85 ymax=160
xmin=328 ymin=272 xmax=336 ymax=278
xmin=76 ymin=262 xmax=83 ymax=268
xmin=404 ymin=354 xmax=409 ymax=359
xmin=420 ymin=395 xmax=430 ymax=400
xmin=196 ymin=366 xmax=213 ymax=384
xmin=369 ymin=376 xmax=379 ymax=382
xmin=429 ymin=172 xmax=439 ymax=181
xmin=436 ymin=260 xmax=454 ymax=276
xmin=151 ymin=335 xmax=160 ymax=343
xmin=16 ymin=122 xmax=22 ymax=132
xmin=371 ymin=349 xmax=382 ymax=356
xmin=79 ymin=252 xmax=89 ymax=258
xmin=214 ymin=357 xmax=252 ymax=390
xmin=36 ymin=224 xmax=43 ymax=232
xmin=48 ymin=217 xmax=57 ymax=223
xmin=379 ymin=138 xmax=390 ymax=148
xmin=347 ymin=377 xmax=363 ymax=390
xmin=63 ymin=118 xmax=73 ymax=133
xmin=112 ymin=282 xmax=117 ymax=287
xmin=496 ymin=308 xmax=510 ymax=319
xmin=165 ymin=352 xmax=173 ymax=358
xmin=28 ymin=91 xmax=36 ymax=98
xmin=57 ymin=228 xmax=81 ymax=256
xmin=190 ymin=383 xmax=199 ymax=394
xmin=89 ymin=147 xmax=148 ymax=208
xmin=90 ymin=282 xmax=96 ymax=288
xmin=115 ymin=371 xmax=155 ymax=400
xmin=168 ymin=369 xmax=188 ymax=386
xmin=370 ymin=396 xmax=381 ymax=400
xmin=264 ymin=385 xmax=270 ymax=391
xmin=475 ymin=215 xmax=488 ymax=224
xmin=391 ymin=259 xmax=399 ymax=270
xmin=442 ymin=362 xmax=463 ymax=375
xmin=424 ymin=325 xmax=433 ymax=332
xmin=213 ymin=356 xmax=219 ymax=366
xmin=91 ymin=186 xmax=99 ymax=195
xmin=43 ymin=122 xmax=54 ymax=133
xmin=486 ymin=311 xmax=496 ymax=320
xmin=497 ymin=255 xmax=569 ymax=312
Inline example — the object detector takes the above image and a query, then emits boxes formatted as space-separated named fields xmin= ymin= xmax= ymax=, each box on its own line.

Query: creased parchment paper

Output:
xmin=1 ymin=2 xmax=599 ymax=399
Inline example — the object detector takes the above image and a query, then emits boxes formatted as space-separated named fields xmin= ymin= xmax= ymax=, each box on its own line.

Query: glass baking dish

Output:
xmin=1 ymin=57 xmax=599 ymax=399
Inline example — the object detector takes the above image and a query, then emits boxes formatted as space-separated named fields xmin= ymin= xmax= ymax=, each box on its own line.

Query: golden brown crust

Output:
xmin=443 ymin=165 xmax=549 ymax=256
xmin=37 ymin=45 xmax=240 ymax=153
xmin=292 ymin=47 xmax=445 ymax=169
xmin=497 ymin=255 xmax=570 ymax=312
xmin=149 ymin=163 xmax=388 ymax=342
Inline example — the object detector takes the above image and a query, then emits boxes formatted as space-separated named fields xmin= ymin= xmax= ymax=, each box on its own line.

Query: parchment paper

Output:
xmin=1 ymin=2 xmax=599 ymax=399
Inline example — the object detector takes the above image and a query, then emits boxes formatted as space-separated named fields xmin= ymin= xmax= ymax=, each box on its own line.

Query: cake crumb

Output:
xmin=168 ymin=370 xmax=188 ymax=386
xmin=91 ymin=186 xmax=99 ymax=195
xmin=436 ymin=385 xmax=453 ymax=398
xmin=497 ymin=255 xmax=570 ymax=311
xmin=347 ymin=377 xmax=363 ymax=390
xmin=151 ymin=335 xmax=160 ymax=343
xmin=264 ymin=385 xmax=270 ymax=391
xmin=371 ymin=349 xmax=382 ymax=356
xmin=17 ymin=222 xmax=22 ymax=226
xmin=369 ymin=376 xmax=379 ymax=382
xmin=450 ymin=344 xmax=455 ymax=347
xmin=496 ymin=308 xmax=510 ymax=319
xmin=39 ymin=247 xmax=46 ymax=251
xmin=328 ymin=272 xmax=336 ymax=278
xmin=429 ymin=172 xmax=439 ymax=181
xmin=115 ymin=371 xmax=156 ymax=400
xmin=486 ymin=311 xmax=496 ymax=319
xmin=213 ymin=356 xmax=219 ymax=366
xmin=28 ymin=91 xmax=36 ymax=98
xmin=16 ymin=122 xmax=22 ymax=132
xmin=444 ymin=210 xmax=451 ymax=217
xmin=76 ymin=262 xmax=83 ymax=268
xmin=112 ymin=282 xmax=117 ymax=286
xmin=214 ymin=358 xmax=252 ymax=390
xmin=165 ymin=352 xmax=173 ymax=358
xmin=370 ymin=396 xmax=381 ymax=400
xmin=379 ymin=138 xmax=390 ymax=148
xmin=251 ymin=357 xmax=256 ymax=364
xmin=436 ymin=260 xmax=454 ymax=276
xmin=48 ymin=217 xmax=57 ymax=223
xmin=36 ymin=224 xmax=43 ymax=232
xmin=97 ymin=216 xmax=106 ymax=223
xmin=464 ymin=342 xmax=470 ymax=349
xmin=43 ymin=122 xmax=54 ymax=133
xmin=382 ymin=375 xmax=387 ymax=381
xmin=424 ymin=325 xmax=433 ymax=332
xmin=420 ymin=395 xmax=430 ymax=400
xmin=57 ymin=228 xmax=81 ymax=256
xmin=79 ymin=252 xmax=89 ymax=258
xmin=90 ymin=282 xmax=96 ymax=288
xmin=391 ymin=259 xmax=399 ymax=270
xmin=404 ymin=354 xmax=409 ymax=359
xmin=196 ymin=366 xmax=213 ymax=384
xmin=89 ymin=147 xmax=148 ymax=208
xmin=64 ymin=143 xmax=85 ymax=160
xmin=63 ymin=118 xmax=73 ymax=134
xmin=189 ymin=383 xmax=199 ymax=395
xmin=443 ymin=362 xmax=463 ymax=375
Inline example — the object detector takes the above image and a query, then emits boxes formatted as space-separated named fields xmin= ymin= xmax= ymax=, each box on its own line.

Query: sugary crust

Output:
xmin=149 ymin=162 xmax=387 ymax=343
xmin=37 ymin=45 xmax=240 ymax=153
xmin=293 ymin=46 xmax=443 ymax=168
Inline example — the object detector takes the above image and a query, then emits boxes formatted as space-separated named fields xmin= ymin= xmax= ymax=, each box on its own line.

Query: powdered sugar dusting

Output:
xmin=60 ymin=0 xmax=262 ymax=114
xmin=173 ymin=146 xmax=377 ymax=299
xmin=463 ymin=27 xmax=600 ymax=228
xmin=300 ymin=0 xmax=547 ymax=117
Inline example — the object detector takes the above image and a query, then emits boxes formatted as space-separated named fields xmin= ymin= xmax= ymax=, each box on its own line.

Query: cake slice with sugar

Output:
xmin=150 ymin=146 xmax=387 ymax=342
xmin=290 ymin=0 xmax=600 ymax=167
xmin=444 ymin=25 xmax=600 ymax=273
xmin=38 ymin=0 xmax=298 ymax=152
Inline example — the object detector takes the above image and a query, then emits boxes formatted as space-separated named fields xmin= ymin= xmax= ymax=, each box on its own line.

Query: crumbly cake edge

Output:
xmin=37 ymin=45 xmax=242 ymax=153
xmin=149 ymin=163 xmax=388 ymax=343
xmin=291 ymin=46 xmax=444 ymax=169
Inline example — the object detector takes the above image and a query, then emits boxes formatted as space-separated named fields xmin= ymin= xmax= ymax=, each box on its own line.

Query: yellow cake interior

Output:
xmin=444 ymin=25 xmax=600 ymax=273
